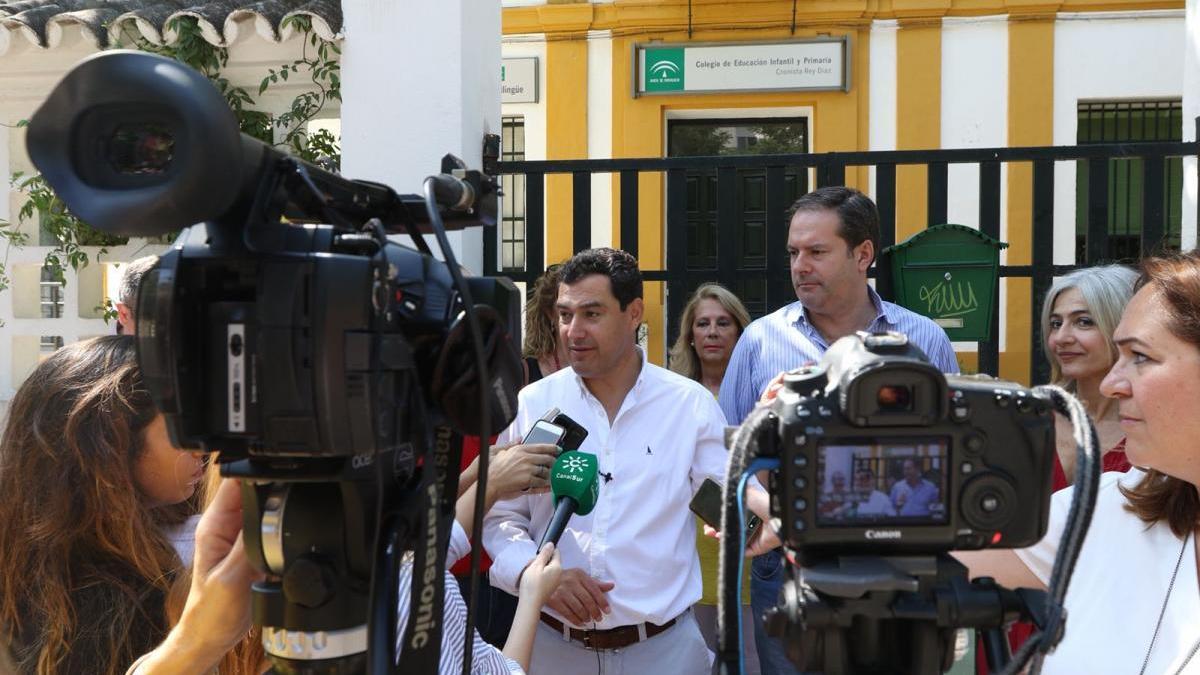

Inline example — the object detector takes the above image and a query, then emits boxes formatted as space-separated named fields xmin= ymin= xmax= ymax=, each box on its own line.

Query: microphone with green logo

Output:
xmin=536 ymin=450 xmax=600 ymax=552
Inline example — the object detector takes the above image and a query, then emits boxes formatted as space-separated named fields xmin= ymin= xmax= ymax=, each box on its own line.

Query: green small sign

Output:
xmin=643 ymin=48 xmax=685 ymax=92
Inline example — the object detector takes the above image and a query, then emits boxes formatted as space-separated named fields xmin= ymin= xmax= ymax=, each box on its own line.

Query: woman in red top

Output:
xmin=1040 ymin=264 xmax=1138 ymax=489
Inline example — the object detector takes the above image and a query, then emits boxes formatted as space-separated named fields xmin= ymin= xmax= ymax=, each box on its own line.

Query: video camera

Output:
xmin=716 ymin=332 xmax=1065 ymax=675
xmin=26 ymin=50 xmax=522 ymax=674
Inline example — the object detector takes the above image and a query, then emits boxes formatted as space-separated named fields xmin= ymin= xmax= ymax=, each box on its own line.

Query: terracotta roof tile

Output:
xmin=0 ymin=0 xmax=341 ymax=49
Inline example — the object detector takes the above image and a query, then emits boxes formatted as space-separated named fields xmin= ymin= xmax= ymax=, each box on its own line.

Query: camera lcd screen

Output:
xmin=815 ymin=438 xmax=949 ymax=527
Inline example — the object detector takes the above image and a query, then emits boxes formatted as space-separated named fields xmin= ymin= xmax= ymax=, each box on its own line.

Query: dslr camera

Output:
xmin=737 ymin=332 xmax=1055 ymax=675
xmin=772 ymin=332 xmax=1054 ymax=557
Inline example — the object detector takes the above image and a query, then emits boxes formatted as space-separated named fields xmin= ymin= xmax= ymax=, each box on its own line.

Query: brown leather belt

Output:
xmin=539 ymin=612 xmax=678 ymax=650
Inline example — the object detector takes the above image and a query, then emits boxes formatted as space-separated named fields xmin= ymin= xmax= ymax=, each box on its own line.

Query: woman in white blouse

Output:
xmin=959 ymin=250 xmax=1200 ymax=674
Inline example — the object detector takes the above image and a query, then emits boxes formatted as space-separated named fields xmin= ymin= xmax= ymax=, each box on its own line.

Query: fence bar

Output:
xmin=1029 ymin=159 xmax=1056 ymax=384
xmin=498 ymin=139 xmax=1193 ymax=175
xmin=927 ymin=161 xmax=948 ymax=225
xmin=716 ymin=166 xmax=739 ymax=292
xmin=819 ymin=160 xmax=845 ymax=188
xmin=975 ymin=160 xmax=1002 ymax=377
xmin=620 ymin=170 xmax=640 ymax=259
xmin=1142 ymin=157 xmax=1165 ymax=255
xmin=572 ymin=171 xmax=592 ymax=254
xmin=666 ymin=168 xmax=689 ymax=347
xmin=483 ymin=221 xmax=498 ymax=277
xmin=1086 ymin=158 xmax=1110 ymax=264
xmin=525 ymin=172 xmax=545 ymax=276
xmin=766 ymin=165 xmax=790 ymax=310
xmin=875 ymin=164 xmax=897 ymax=300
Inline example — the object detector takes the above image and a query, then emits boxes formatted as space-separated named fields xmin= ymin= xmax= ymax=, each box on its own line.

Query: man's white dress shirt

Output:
xmin=483 ymin=349 xmax=730 ymax=629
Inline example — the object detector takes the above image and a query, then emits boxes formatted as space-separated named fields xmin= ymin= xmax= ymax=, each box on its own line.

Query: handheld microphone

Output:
xmin=536 ymin=450 xmax=599 ymax=552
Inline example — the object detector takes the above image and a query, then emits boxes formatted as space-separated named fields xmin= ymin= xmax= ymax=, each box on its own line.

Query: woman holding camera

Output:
xmin=961 ymin=251 xmax=1200 ymax=673
xmin=1039 ymin=264 xmax=1137 ymax=488
xmin=0 ymin=336 xmax=206 ymax=675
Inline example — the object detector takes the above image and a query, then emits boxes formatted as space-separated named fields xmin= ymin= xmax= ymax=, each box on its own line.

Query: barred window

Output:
xmin=1076 ymin=99 xmax=1183 ymax=262
xmin=39 ymin=335 xmax=63 ymax=355
xmin=40 ymin=267 xmax=63 ymax=319
xmin=500 ymin=115 xmax=526 ymax=271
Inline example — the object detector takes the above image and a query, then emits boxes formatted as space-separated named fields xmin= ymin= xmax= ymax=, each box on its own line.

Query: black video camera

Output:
xmin=770 ymin=332 xmax=1055 ymax=559
xmin=26 ymin=50 xmax=523 ymax=674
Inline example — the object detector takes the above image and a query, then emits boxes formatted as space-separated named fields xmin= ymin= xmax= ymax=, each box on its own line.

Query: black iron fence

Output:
xmin=490 ymin=121 xmax=1200 ymax=385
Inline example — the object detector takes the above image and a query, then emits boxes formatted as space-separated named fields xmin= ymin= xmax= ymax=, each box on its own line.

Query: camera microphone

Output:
xmin=428 ymin=173 xmax=476 ymax=211
xmin=536 ymin=450 xmax=599 ymax=552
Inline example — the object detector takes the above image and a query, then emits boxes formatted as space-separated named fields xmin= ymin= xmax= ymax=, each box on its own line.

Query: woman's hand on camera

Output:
xmin=487 ymin=443 xmax=558 ymax=502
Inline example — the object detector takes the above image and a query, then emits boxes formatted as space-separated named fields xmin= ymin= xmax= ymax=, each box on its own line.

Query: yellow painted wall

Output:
xmin=545 ymin=38 xmax=590 ymax=266
xmin=895 ymin=20 xmax=941 ymax=240
xmin=503 ymin=0 xmax=1181 ymax=374
xmin=1003 ymin=16 xmax=1055 ymax=384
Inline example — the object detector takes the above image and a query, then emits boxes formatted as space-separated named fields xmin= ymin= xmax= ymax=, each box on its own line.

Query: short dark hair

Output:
xmin=559 ymin=247 xmax=643 ymax=310
xmin=786 ymin=186 xmax=880 ymax=264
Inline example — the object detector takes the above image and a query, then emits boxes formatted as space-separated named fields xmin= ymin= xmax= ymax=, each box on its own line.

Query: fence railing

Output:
xmin=491 ymin=122 xmax=1200 ymax=384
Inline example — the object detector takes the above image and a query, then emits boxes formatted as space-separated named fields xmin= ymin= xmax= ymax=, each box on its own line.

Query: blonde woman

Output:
xmin=669 ymin=283 xmax=757 ymax=672
xmin=669 ymin=283 xmax=751 ymax=396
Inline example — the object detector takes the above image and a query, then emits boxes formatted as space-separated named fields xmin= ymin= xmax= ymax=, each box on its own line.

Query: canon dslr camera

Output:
xmin=768 ymin=331 xmax=1054 ymax=558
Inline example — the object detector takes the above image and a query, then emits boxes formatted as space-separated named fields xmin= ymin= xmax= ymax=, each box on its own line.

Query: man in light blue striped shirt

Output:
xmin=717 ymin=186 xmax=957 ymax=675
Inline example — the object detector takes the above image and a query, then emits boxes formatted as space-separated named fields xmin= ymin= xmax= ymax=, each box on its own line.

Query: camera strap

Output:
xmin=395 ymin=423 xmax=463 ymax=672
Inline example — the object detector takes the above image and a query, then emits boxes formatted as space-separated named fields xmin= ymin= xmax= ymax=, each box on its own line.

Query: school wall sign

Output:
xmin=634 ymin=37 xmax=849 ymax=97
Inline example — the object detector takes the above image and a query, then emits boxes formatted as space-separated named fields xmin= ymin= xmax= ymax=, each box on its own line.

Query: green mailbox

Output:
xmin=881 ymin=224 xmax=1008 ymax=342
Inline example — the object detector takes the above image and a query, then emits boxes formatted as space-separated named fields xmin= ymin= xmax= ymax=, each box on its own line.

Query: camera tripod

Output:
xmin=764 ymin=553 xmax=1049 ymax=675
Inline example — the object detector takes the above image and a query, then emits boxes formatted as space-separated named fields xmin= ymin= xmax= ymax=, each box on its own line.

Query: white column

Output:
xmin=340 ymin=2 xmax=501 ymax=274
xmin=1184 ymin=0 xmax=1199 ymax=250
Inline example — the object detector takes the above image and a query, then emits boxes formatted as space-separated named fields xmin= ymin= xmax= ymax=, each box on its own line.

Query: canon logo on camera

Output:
xmin=864 ymin=529 xmax=903 ymax=540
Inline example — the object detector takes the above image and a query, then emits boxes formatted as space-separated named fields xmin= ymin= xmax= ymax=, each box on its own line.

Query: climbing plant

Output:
xmin=0 ymin=14 xmax=341 ymax=322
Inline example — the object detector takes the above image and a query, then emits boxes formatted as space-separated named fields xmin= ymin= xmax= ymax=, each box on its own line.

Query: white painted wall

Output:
xmin=501 ymin=37 xmax=548 ymax=162
xmin=500 ymin=37 xmax=547 ymax=271
xmin=868 ymin=20 xmax=898 ymax=155
xmin=941 ymin=16 xmax=1008 ymax=230
xmin=1184 ymin=0 xmax=1199 ymax=249
xmin=341 ymin=2 xmax=500 ymax=274
xmin=940 ymin=16 xmax=1010 ymax=353
xmin=588 ymin=31 xmax=614 ymax=250
xmin=1053 ymin=11 xmax=1187 ymax=263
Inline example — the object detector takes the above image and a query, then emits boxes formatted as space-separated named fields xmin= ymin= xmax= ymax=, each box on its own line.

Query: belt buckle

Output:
xmin=581 ymin=630 xmax=594 ymax=650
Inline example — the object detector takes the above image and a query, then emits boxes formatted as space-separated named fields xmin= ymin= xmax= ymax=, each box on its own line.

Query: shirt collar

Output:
xmin=787 ymin=285 xmax=896 ymax=329
xmin=571 ymin=345 xmax=649 ymax=402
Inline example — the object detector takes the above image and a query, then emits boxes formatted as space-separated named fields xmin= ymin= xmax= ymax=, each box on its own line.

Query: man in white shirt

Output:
xmin=483 ymin=248 xmax=773 ymax=674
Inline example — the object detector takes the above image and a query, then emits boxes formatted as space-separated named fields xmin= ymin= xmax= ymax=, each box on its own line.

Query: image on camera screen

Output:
xmin=815 ymin=438 xmax=949 ymax=526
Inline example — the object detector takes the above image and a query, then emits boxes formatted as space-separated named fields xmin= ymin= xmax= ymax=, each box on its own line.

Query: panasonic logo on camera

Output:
xmin=865 ymin=529 xmax=902 ymax=540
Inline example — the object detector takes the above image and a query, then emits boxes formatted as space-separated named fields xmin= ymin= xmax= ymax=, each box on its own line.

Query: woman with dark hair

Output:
xmin=961 ymin=250 xmax=1200 ymax=673
xmin=0 ymin=335 xmax=206 ymax=675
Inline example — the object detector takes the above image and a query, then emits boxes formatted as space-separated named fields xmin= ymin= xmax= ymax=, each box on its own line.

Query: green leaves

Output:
xmin=0 ymin=13 xmax=343 ymax=306
xmin=11 ymin=172 xmax=127 ymax=284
